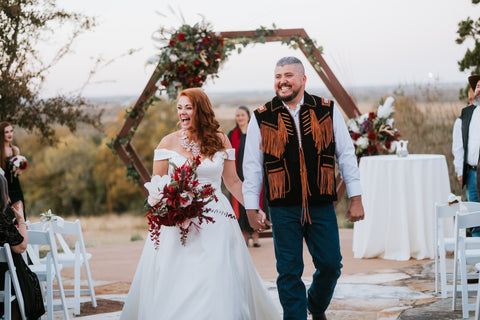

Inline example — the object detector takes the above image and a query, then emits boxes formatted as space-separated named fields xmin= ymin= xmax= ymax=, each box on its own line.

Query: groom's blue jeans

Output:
xmin=270 ymin=204 xmax=342 ymax=320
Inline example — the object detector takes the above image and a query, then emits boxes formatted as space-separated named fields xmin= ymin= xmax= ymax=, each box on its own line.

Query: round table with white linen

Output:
xmin=352 ymin=154 xmax=451 ymax=261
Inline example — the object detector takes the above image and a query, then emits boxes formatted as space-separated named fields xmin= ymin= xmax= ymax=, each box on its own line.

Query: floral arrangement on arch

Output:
xmin=153 ymin=21 xmax=228 ymax=101
xmin=144 ymin=156 xmax=217 ymax=247
xmin=347 ymin=96 xmax=401 ymax=158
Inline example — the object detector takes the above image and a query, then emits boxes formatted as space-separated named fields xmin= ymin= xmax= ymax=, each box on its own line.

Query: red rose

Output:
xmin=368 ymin=112 xmax=376 ymax=120
xmin=177 ymin=33 xmax=186 ymax=41
xmin=160 ymin=80 xmax=169 ymax=87
xmin=201 ymin=36 xmax=211 ymax=44
xmin=169 ymin=39 xmax=176 ymax=47
xmin=177 ymin=65 xmax=189 ymax=73
xmin=214 ymin=50 xmax=222 ymax=60
xmin=351 ymin=132 xmax=362 ymax=141
xmin=193 ymin=59 xmax=201 ymax=66
xmin=367 ymin=145 xmax=377 ymax=155
xmin=385 ymin=140 xmax=391 ymax=149
xmin=367 ymin=131 xmax=377 ymax=141
xmin=194 ymin=76 xmax=201 ymax=84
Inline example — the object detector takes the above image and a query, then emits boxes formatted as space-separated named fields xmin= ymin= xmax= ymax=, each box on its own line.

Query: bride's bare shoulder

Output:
xmin=217 ymin=132 xmax=231 ymax=149
xmin=156 ymin=131 xmax=181 ymax=150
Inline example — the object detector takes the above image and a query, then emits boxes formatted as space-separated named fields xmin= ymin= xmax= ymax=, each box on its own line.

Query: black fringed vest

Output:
xmin=254 ymin=92 xmax=337 ymax=223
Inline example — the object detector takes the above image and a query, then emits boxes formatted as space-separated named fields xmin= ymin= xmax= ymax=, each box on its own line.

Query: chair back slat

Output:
xmin=456 ymin=211 xmax=480 ymax=230
xmin=436 ymin=202 xmax=459 ymax=219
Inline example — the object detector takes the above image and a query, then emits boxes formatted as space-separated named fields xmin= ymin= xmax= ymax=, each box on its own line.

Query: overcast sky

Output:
xmin=41 ymin=0 xmax=478 ymax=98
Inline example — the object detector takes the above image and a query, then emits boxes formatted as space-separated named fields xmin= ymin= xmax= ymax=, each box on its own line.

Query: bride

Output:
xmin=119 ymin=88 xmax=281 ymax=320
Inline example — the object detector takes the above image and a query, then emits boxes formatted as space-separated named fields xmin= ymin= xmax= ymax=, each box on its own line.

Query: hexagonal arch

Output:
xmin=113 ymin=28 xmax=360 ymax=198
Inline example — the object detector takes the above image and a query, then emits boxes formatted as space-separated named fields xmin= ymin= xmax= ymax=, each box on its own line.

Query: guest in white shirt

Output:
xmin=452 ymin=74 xmax=480 ymax=236
xmin=242 ymin=56 xmax=364 ymax=320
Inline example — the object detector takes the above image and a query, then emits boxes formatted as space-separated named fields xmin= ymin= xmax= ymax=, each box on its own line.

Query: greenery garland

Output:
xmin=152 ymin=21 xmax=323 ymax=101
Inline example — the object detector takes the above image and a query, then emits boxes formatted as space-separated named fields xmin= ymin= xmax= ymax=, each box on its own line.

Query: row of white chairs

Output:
xmin=435 ymin=201 xmax=480 ymax=319
xmin=3 ymin=219 xmax=97 ymax=319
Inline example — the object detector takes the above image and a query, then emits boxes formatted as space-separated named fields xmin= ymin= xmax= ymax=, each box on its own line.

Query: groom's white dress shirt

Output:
xmin=242 ymin=96 xmax=362 ymax=210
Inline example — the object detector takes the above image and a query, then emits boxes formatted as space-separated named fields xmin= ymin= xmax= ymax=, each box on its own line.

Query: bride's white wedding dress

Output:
xmin=120 ymin=149 xmax=281 ymax=320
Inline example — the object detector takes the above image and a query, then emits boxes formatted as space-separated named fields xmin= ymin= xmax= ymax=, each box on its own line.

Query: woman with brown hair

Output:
xmin=0 ymin=122 xmax=26 ymax=218
xmin=120 ymin=88 xmax=280 ymax=320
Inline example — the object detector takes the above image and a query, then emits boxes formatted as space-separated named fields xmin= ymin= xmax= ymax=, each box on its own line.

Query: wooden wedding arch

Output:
xmin=112 ymin=28 xmax=361 ymax=198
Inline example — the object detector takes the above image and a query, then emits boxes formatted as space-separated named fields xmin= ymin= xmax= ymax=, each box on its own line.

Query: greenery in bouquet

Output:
xmin=152 ymin=20 xmax=230 ymax=101
xmin=144 ymin=156 xmax=217 ymax=247
xmin=347 ymin=96 xmax=401 ymax=158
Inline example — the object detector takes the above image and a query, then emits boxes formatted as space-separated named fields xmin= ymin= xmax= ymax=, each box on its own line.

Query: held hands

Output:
xmin=246 ymin=209 xmax=272 ymax=232
xmin=458 ymin=176 xmax=463 ymax=186
xmin=346 ymin=195 xmax=365 ymax=223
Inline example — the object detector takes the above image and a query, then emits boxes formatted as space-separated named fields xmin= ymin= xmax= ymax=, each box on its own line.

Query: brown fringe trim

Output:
xmin=299 ymin=147 xmax=312 ymax=225
xmin=260 ymin=114 xmax=289 ymax=157
xmin=310 ymin=110 xmax=333 ymax=153
xmin=320 ymin=166 xmax=335 ymax=195
xmin=267 ymin=168 xmax=286 ymax=200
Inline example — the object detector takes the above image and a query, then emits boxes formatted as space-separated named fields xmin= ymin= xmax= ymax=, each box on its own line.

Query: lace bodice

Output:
xmin=154 ymin=149 xmax=235 ymax=192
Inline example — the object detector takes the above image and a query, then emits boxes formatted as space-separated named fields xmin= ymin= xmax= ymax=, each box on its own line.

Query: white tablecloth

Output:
xmin=352 ymin=154 xmax=451 ymax=261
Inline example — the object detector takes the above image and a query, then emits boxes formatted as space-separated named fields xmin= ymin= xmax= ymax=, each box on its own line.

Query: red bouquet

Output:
xmin=9 ymin=155 xmax=27 ymax=177
xmin=144 ymin=156 xmax=217 ymax=247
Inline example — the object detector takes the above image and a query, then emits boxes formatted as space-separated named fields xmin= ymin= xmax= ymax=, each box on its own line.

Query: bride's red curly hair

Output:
xmin=178 ymin=88 xmax=224 ymax=158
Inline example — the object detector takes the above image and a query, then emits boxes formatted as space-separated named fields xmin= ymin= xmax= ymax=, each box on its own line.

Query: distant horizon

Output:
xmin=84 ymin=81 xmax=466 ymax=102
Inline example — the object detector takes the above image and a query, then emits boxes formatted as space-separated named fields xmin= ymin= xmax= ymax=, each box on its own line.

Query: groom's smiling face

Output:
xmin=274 ymin=64 xmax=306 ymax=103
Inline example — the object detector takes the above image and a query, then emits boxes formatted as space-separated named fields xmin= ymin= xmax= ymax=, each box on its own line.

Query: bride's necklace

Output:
xmin=180 ymin=131 xmax=201 ymax=157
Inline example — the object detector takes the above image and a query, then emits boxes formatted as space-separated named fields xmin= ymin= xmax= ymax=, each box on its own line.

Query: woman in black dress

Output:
xmin=228 ymin=106 xmax=262 ymax=247
xmin=0 ymin=170 xmax=44 ymax=319
xmin=0 ymin=122 xmax=26 ymax=218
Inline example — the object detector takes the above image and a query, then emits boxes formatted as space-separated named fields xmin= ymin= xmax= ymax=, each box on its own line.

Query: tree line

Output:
xmin=15 ymin=100 xmax=178 ymax=216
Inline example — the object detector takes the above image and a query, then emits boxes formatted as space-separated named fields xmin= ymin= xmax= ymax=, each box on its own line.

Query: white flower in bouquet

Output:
xmin=347 ymin=118 xmax=360 ymax=133
xmin=377 ymin=96 xmax=395 ymax=119
xmin=179 ymin=191 xmax=194 ymax=207
xmin=358 ymin=113 xmax=369 ymax=123
xmin=169 ymin=54 xmax=178 ymax=62
xmin=386 ymin=118 xmax=394 ymax=128
xmin=145 ymin=175 xmax=171 ymax=206
xmin=355 ymin=136 xmax=369 ymax=148
xmin=11 ymin=155 xmax=27 ymax=168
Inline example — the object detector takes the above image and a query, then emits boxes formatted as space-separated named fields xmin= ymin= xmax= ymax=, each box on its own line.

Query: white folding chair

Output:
xmin=50 ymin=219 xmax=96 ymax=315
xmin=435 ymin=202 xmax=480 ymax=298
xmin=26 ymin=229 xmax=70 ymax=320
xmin=0 ymin=244 xmax=26 ymax=320
xmin=452 ymin=210 xmax=480 ymax=318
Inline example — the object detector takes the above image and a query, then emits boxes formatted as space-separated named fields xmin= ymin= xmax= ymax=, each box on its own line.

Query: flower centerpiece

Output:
xmin=9 ymin=155 xmax=27 ymax=177
xmin=347 ymin=96 xmax=401 ymax=158
xmin=153 ymin=21 xmax=228 ymax=101
xmin=144 ymin=156 xmax=217 ymax=247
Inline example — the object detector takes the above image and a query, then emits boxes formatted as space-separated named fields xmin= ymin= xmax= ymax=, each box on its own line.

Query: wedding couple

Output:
xmin=120 ymin=57 xmax=364 ymax=320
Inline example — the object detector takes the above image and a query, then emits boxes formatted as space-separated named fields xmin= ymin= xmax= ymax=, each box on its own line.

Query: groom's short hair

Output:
xmin=276 ymin=56 xmax=305 ymax=75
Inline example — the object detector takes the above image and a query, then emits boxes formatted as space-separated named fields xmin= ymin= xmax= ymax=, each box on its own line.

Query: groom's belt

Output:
xmin=467 ymin=164 xmax=478 ymax=171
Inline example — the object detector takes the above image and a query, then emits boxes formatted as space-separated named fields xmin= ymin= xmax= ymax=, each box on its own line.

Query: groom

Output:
xmin=242 ymin=56 xmax=364 ymax=320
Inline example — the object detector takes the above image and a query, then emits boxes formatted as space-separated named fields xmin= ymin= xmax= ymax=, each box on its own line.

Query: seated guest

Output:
xmin=0 ymin=168 xmax=44 ymax=319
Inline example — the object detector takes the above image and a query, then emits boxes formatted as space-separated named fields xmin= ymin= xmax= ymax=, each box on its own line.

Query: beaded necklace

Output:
xmin=180 ymin=131 xmax=201 ymax=157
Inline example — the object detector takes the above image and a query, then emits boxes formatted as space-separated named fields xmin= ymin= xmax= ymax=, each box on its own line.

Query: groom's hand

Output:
xmin=246 ymin=209 xmax=272 ymax=232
